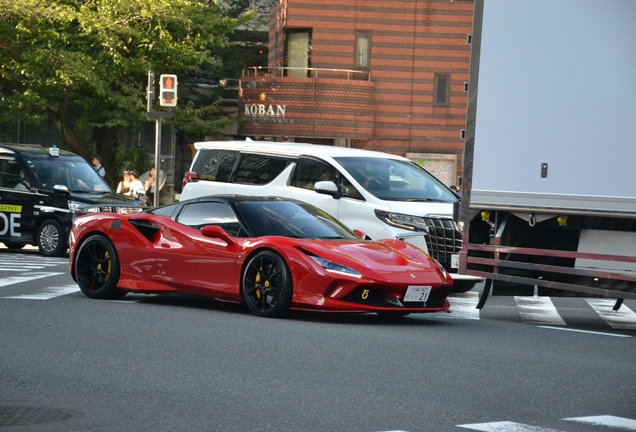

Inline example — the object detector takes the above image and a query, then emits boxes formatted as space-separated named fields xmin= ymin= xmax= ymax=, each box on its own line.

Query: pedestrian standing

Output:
xmin=92 ymin=154 xmax=106 ymax=177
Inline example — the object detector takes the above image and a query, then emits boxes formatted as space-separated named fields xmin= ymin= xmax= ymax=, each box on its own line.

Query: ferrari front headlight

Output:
xmin=310 ymin=256 xmax=362 ymax=278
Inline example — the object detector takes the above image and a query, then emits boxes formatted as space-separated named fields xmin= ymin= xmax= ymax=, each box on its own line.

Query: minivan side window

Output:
xmin=192 ymin=149 xmax=239 ymax=183
xmin=234 ymin=153 xmax=291 ymax=185
xmin=290 ymin=157 xmax=338 ymax=190
xmin=291 ymin=157 xmax=365 ymax=200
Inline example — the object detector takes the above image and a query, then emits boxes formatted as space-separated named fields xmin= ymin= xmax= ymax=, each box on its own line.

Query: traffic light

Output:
xmin=159 ymin=74 xmax=177 ymax=107
xmin=146 ymin=71 xmax=155 ymax=112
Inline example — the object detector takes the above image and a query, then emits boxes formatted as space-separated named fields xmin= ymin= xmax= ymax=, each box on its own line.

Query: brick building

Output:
xmin=236 ymin=0 xmax=474 ymax=186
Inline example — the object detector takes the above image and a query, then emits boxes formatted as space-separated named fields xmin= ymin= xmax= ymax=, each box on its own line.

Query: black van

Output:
xmin=0 ymin=144 xmax=142 ymax=256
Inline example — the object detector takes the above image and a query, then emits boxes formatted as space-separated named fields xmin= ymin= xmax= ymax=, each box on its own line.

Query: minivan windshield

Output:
xmin=334 ymin=156 xmax=457 ymax=202
xmin=27 ymin=156 xmax=112 ymax=193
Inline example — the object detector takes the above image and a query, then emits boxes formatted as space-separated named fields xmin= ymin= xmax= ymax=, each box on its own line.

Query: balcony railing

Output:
xmin=242 ymin=66 xmax=371 ymax=81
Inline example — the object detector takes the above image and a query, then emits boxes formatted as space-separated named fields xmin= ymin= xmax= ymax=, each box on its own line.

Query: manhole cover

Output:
xmin=0 ymin=407 xmax=83 ymax=427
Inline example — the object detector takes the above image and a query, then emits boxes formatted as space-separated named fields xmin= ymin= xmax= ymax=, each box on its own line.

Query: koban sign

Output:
xmin=244 ymin=104 xmax=286 ymax=117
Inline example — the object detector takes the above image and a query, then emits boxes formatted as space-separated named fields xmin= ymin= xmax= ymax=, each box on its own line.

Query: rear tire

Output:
xmin=37 ymin=219 xmax=66 ymax=257
xmin=74 ymin=235 xmax=125 ymax=299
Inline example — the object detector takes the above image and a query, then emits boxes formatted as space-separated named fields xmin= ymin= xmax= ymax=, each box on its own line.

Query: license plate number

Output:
xmin=404 ymin=285 xmax=432 ymax=302
xmin=451 ymin=254 xmax=459 ymax=269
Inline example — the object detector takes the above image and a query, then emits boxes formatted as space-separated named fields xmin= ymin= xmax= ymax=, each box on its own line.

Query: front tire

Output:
xmin=242 ymin=250 xmax=292 ymax=318
xmin=74 ymin=235 xmax=125 ymax=299
xmin=37 ymin=219 xmax=66 ymax=257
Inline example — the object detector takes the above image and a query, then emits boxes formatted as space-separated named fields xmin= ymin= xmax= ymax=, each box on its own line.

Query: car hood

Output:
xmin=68 ymin=191 xmax=138 ymax=204
xmin=380 ymin=200 xmax=454 ymax=218
xmin=302 ymin=239 xmax=438 ymax=276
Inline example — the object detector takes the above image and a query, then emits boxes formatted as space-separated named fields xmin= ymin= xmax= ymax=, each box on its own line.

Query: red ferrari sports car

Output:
xmin=69 ymin=195 xmax=453 ymax=318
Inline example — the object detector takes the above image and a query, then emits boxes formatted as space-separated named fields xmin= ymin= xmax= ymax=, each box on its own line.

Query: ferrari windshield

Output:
xmin=27 ymin=156 xmax=111 ymax=193
xmin=237 ymin=200 xmax=359 ymax=240
xmin=334 ymin=156 xmax=456 ymax=202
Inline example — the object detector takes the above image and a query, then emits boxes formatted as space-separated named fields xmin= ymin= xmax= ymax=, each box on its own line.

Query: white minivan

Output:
xmin=180 ymin=140 xmax=480 ymax=292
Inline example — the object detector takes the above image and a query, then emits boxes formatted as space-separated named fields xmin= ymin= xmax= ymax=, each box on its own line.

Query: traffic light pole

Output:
xmin=146 ymin=70 xmax=176 ymax=207
xmin=146 ymin=111 xmax=173 ymax=207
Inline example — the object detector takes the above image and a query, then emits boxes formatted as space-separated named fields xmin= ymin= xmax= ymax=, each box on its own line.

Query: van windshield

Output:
xmin=27 ymin=157 xmax=112 ymax=193
xmin=334 ymin=156 xmax=457 ymax=202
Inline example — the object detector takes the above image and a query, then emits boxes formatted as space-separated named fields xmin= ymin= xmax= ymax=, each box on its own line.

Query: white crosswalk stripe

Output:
xmin=564 ymin=415 xmax=636 ymax=430
xmin=457 ymin=421 xmax=560 ymax=431
xmin=442 ymin=292 xmax=481 ymax=320
xmin=584 ymin=299 xmax=636 ymax=330
xmin=458 ymin=415 xmax=636 ymax=431
xmin=4 ymin=284 xmax=80 ymax=300
xmin=514 ymin=296 xmax=566 ymax=326
xmin=0 ymin=272 xmax=65 ymax=288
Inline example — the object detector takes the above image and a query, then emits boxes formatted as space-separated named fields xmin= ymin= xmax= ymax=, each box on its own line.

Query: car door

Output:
xmin=0 ymin=157 xmax=37 ymax=245
xmin=287 ymin=156 xmax=341 ymax=222
xmin=155 ymin=201 xmax=240 ymax=298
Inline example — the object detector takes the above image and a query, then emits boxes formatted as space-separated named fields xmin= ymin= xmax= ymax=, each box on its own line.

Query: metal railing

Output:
xmin=242 ymin=66 xmax=371 ymax=81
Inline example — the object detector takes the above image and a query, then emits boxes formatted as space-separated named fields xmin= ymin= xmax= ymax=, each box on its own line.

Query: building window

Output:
xmin=355 ymin=31 xmax=370 ymax=68
xmin=434 ymin=74 xmax=450 ymax=106
xmin=285 ymin=29 xmax=311 ymax=77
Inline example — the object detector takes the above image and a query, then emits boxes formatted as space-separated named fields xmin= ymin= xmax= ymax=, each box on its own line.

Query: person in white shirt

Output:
xmin=128 ymin=171 xmax=146 ymax=202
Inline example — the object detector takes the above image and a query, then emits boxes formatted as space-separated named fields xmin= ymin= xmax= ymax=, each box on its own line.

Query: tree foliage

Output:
xmin=0 ymin=0 xmax=253 ymax=179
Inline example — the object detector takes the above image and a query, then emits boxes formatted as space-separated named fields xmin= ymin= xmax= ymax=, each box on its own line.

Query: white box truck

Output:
xmin=458 ymin=0 xmax=636 ymax=308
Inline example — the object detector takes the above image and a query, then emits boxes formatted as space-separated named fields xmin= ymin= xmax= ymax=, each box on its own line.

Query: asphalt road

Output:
xmin=1 ymin=248 xmax=635 ymax=432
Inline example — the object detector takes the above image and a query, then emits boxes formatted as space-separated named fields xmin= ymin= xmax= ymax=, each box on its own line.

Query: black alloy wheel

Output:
xmin=37 ymin=219 xmax=66 ymax=257
xmin=74 ymin=235 xmax=125 ymax=299
xmin=242 ymin=250 xmax=292 ymax=318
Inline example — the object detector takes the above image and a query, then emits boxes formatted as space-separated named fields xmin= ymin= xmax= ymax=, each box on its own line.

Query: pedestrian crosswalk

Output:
xmin=1 ymin=252 xmax=635 ymax=333
xmin=0 ymin=254 xmax=65 ymax=272
xmin=457 ymin=415 xmax=636 ymax=431
xmin=439 ymin=292 xmax=636 ymax=335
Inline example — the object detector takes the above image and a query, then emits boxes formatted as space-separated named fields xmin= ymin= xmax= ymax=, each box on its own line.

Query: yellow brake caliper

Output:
xmin=102 ymin=251 xmax=111 ymax=281
xmin=255 ymin=266 xmax=262 ymax=299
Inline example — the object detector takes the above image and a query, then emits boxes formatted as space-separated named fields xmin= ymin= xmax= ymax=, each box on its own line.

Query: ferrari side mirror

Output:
xmin=201 ymin=225 xmax=236 ymax=246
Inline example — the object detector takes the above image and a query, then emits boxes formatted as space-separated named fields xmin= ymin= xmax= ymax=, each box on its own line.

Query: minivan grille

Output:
xmin=423 ymin=217 xmax=461 ymax=268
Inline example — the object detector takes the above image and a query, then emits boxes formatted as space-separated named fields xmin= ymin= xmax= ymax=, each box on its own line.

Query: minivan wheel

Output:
xmin=37 ymin=219 xmax=66 ymax=257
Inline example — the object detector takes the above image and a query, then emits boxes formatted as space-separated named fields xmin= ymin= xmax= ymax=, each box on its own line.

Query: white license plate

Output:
xmin=451 ymin=253 xmax=459 ymax=269
xmin=404 ymin=285 xmax=432 ymax=302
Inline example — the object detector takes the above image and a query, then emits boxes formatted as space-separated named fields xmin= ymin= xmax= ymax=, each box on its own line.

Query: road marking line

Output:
xmin=456 ymin=421 xmax=562 ymax=431
xmin=564 ymin=415 xmax=636 ymax=430
xmin=585 ymin=299 xmax=636 ymax=330
xmin=0 ymin=266 xmax=61 ymax=271
xmin=514 ymin=296 xmax=566 ymax=326
xmin=538 ymin=325 xmax=631 ymax=338
xmin=441 ymin=292 xmax=480 ymax=320
xmin=0 ymin=272 xmax=65 ymax=288
xmin=4 ymin=285 xmax=80 ymax=300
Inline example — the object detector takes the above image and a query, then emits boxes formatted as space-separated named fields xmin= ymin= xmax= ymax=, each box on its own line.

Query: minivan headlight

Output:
xmin=68 ymin=201 xmax=99 ymax=214
xmin=374 ymin=210 xmax=429 ymax=232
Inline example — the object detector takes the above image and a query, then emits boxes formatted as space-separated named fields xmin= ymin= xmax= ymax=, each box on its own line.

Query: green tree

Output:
xmin=0 ymin=0 xmax=253 ymax=181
